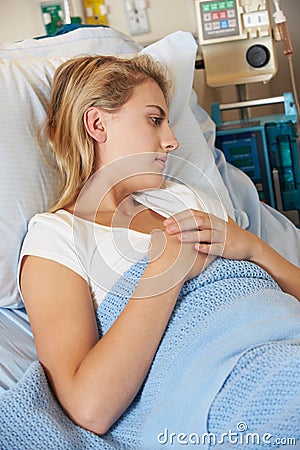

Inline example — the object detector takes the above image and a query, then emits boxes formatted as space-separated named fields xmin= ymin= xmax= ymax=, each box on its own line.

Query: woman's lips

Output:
xmin=155 ymin=157 xmax=167 ymax=170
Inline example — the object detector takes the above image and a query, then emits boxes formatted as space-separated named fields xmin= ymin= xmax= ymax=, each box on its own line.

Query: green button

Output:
xmin=226 ymin=0 xmax=235 ymax=8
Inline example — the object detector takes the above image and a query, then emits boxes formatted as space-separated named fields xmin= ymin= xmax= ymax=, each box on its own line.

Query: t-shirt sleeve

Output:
xmin=17 ymin=212 xmax=89 ymax=303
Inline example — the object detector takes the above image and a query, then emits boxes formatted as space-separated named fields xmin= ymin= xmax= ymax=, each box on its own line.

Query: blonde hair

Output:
xmin=45 ymin=54 xmax=173 ymax=212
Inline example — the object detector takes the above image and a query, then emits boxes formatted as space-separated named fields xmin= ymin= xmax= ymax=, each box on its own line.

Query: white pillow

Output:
xmin=0 ymin=27 xmax=234 ymax=308
xmin=0 ymin=27 xmax=142 ymax=59
xmin=0 ymin=56 xmax=66 ymax=308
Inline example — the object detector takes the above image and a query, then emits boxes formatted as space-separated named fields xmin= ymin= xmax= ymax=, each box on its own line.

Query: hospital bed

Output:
xmin=1 ymin=25 xmax=300 ymax=449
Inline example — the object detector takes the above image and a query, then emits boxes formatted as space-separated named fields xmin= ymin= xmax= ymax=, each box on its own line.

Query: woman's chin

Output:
xmin=143 ymin=173 xmax=165 ymax=190
xmin=132 ymin=172 xmax=163 ymax=191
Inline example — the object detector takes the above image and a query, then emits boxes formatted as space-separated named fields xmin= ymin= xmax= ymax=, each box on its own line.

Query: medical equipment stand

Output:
xmin=211 ymin=93 xmax=300 ymax=226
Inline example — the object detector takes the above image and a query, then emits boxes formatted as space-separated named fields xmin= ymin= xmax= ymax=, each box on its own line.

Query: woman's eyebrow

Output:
xmin=145 ymin=105 xmax=166 ymax=117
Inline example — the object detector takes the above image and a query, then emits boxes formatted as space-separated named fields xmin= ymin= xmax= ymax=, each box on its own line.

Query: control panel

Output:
xmin=197 ymin=0 xmax=242 ymax=44
xmin=194 ymin=0 xmax=278 ymax=86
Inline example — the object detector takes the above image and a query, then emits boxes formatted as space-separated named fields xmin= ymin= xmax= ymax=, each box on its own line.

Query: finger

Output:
xmin=167 ymin=216 xmax=200 ymax=234
xmin=195 ymin=242 xmax=226 ymax=257
xmin=164 ymin=210 xmax=213 ymax=234
xmin=179 ymin=229 xmax=226 ymax=243
xmin=164 ymin=209 xmax=211 ymax=225
xmin=163 ymin=210 xmax=196 ymax=232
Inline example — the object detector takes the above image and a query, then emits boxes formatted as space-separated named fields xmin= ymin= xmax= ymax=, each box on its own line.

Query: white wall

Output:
xmin=0 ymin=0 xmax=45 ymax=42
xmin=0 ymin=0 xmax=299 ymax=115
xmin=105 ymin=0 xmax=197 ymax=46
xmin=0 ymin=0 xmax=198 ymax=43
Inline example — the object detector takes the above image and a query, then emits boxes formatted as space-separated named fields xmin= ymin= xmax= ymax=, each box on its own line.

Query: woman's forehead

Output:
xmin=126 ymin=80 xmax=167 ymax=108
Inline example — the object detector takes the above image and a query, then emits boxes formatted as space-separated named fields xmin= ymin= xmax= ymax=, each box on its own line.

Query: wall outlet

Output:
xmin=123 ymin=0 xmax=150 ymax=35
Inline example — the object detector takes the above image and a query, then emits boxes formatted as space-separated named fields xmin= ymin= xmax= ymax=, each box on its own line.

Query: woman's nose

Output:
xmin=161 ymin=125 xmax=179 ymax=152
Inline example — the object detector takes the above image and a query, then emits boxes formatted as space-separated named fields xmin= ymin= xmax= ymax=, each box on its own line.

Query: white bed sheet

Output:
xmin=0 ymin=307 xmax=36 ymax=394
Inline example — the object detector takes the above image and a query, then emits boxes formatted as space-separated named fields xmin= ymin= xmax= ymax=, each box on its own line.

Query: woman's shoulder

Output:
xmin=27 ymin=209 xmax=74 ymax=232
xmin=26 ymin=209 xmax=98 ymax=241
xmin=21 ymin=210 xmax=78 ymax=259
xmin=19 ymin=210 xmax=93 ymax=284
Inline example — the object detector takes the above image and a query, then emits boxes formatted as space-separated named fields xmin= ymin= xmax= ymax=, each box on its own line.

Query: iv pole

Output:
xmin=271 ymin=0 xmax=300 ymax=137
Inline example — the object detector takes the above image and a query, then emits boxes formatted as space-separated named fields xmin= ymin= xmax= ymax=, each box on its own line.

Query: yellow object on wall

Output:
xmin=83 ymin=0 xmax=108 ymax=25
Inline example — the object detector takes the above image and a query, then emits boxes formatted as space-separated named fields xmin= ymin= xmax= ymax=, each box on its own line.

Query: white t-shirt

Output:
xmin=18 ymin=181 xmax=227 ymax=307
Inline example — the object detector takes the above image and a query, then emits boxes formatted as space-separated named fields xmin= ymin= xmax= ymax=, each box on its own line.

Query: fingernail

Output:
xmin=166 ymin=225 xmax=177 ymax=232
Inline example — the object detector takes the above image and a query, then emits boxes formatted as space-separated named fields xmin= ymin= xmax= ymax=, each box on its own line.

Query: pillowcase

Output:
xmin=0 ymin=27 xmax=234 ymax=308
xmin=0 ymin=26 xmax=142 ymax=59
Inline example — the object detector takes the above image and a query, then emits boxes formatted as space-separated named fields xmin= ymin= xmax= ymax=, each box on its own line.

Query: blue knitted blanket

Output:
xmin=1 ymin=258 xmax=300 ymax=450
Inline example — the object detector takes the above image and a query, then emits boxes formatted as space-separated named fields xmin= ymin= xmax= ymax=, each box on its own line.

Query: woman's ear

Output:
xmin=84 ymin=107 xmax=107 ymax=143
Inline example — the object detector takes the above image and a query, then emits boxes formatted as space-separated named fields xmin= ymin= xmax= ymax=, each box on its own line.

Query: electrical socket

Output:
xmin=123 ymin=0 xmax=150 ymax=35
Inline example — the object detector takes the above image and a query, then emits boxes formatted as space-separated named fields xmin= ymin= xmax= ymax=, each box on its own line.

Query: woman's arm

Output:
xmin=20 ymin=230 xmax=206 ymax=435
xmin=164 ymin=210 xmax=300 ymax=302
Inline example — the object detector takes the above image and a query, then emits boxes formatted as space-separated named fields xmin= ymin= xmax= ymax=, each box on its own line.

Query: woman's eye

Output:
xmin=150 ymin=117 xmax=163 ymax=126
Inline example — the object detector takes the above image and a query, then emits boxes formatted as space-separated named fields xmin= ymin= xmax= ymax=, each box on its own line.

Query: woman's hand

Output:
xmin=147 ymin=227 xmax=211 ymax=291
xmin=165 ymin=209 xmax=300 ymax=302
xmin=163 ymin=210 xmax=261 ymax=262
